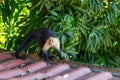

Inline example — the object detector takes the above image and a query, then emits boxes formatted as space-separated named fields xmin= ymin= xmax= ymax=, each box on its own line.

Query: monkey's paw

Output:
xmin=15 ymin=55 xmax=27 ymax=60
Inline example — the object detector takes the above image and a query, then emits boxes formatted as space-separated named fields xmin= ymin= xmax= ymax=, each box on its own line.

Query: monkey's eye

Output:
xmin=50 ymin=39 xmax=53 ymax=42
xmin=51 ymin=40 xmax=54 ymax=42
xmin=50 ymin=39 xmax=51 ymax=41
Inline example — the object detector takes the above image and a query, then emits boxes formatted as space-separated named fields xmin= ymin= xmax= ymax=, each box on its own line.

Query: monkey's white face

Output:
xmin=49 ymin=37 xmax=56 ymax=46
xmin=43 ymin=36 xmax=60 ymax=51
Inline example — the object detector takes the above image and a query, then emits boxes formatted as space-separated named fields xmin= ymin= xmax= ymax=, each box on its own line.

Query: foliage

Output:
xmin=0 ymin=0 xmax=120 ymax=69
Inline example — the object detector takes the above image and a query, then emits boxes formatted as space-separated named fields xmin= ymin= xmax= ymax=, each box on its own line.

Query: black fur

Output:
xmin=15 ymin=28 xmax=63 ymax=64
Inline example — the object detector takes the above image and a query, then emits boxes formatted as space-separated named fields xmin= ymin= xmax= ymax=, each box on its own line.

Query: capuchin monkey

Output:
xmin=15 ymin=28 xmax=63 ymax=64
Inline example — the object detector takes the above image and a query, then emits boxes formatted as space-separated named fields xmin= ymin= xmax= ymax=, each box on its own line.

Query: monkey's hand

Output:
xmin=49 ymin=56 xmax=54 ymax=60
xmin=15 ymin=54 xmax=27 ymax=60
xmin=44 ymin=60 xmax=51 ymax=66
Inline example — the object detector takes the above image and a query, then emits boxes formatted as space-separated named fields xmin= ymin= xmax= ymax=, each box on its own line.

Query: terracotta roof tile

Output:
xmin=0 ymin=68 xmax=26 ymax=79
xmin=85 ymin=72 xmax=113 ymax=80
xmin=22 ymin=61 xmax=47 ymax=72
xmin=10 ymin=72 xmax=46 ymax=80
xmin=47 ymin=67 xmax=91 ymax=80
xmin=0 ymin=53 xmax=12 ymax=61
xmin=0 ymin=64 xmax=6 ymax=70
xmin=4 ymin=59 xmax=31 ymax=69
xmin=44 ymin=64 xmax=70 ymax=77
xmin=76 ymin=72 xmax=96 ymax=80
xmin=0 ymin=51 xmax=120 ymax=80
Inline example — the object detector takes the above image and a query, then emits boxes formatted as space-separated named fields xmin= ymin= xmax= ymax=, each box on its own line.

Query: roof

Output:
xmin=0 ymin=50 xmax=120 ymax=80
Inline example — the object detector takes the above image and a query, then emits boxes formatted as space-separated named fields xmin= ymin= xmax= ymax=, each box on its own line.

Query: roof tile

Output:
xmin=4 ymin=59 xmax=31 ymax=69
xmin=85 ymin=72 xmax=113 ymax=80
xmin=47 ymin=67 xmax=91 ymax=80
xmin=0 ymin=68 xmax=26 ymax=79
xmin=10 ymin=72 xmax=45 ymax=80
xmin=0 ymin=64 xmax=6 ymax=70
xmin=0 ymin=51 xmax=119 ymax=80
xmin=22 ymin=61 xmax=47 ymax=72
xmin=44 ymin=64 xmax=70 ymax=77
xmin=0 ymin=54 xmax=12 ymax=61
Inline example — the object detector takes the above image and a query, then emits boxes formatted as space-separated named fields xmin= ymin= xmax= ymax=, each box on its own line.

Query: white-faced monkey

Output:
xmin=15 ymin=28 xmax=63 ymax=64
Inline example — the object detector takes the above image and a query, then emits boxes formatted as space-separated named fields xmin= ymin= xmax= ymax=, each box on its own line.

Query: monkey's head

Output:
xmin=48 ymin=37 xmax=55 ymax=45
xmin=48 ymin=37 xmax=58 ymax=46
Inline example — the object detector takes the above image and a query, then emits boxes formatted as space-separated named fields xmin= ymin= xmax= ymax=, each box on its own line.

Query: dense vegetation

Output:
xmin=0 ymin=0 xmax=120 ymax=69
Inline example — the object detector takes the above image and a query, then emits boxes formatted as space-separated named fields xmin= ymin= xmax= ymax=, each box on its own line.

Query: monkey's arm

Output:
xmin=56 ymin=49 xmax=63 ymax=59
xmin=41 ymin=41 xmax=52 ymax=64
xmin=54 ymin=41 xmax=63 ymax=59
xmin=41 ymin=50 xmax=49 ymax=64
xmin=15 ymin=33 xmax=34 ymax=60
